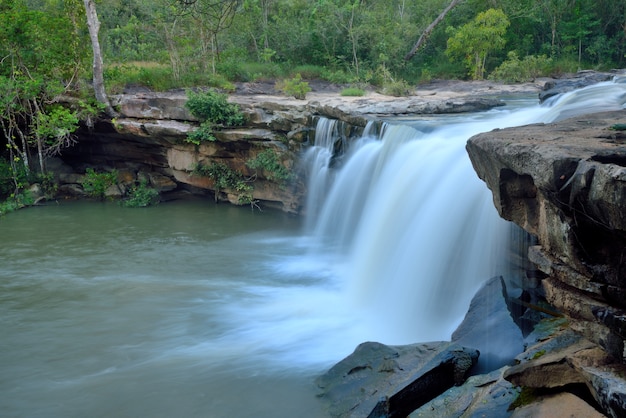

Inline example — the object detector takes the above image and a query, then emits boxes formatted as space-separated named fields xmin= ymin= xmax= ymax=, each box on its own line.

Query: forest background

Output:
xmin=1 ymin=0 xmax=625 ymax=209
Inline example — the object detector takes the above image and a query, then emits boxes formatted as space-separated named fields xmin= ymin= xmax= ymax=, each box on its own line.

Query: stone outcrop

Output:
xmin=466 ymin=111 xmax=626 ymax=361
xmin=315 ymin=341 xmax=478 ymax=418
xmin=57 ymin=83 xmax=519 ymax=212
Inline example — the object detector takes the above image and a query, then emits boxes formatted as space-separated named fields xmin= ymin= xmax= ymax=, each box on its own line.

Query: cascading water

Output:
xmin=303 ymin=76 xmax=626 ymax=345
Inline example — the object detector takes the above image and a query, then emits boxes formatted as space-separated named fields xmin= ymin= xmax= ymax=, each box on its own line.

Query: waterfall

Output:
xmin=304 ymin=76 xmax=626 ymax=345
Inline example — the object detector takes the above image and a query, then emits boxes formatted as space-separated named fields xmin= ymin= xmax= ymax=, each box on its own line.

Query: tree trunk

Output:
xmin=404 ymin=0 xmax=463 ymax=61
xmin=83 ymin=0 xmax=116 ymax=117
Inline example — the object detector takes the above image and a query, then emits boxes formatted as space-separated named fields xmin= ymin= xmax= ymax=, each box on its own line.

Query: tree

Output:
xmin=405 ymin=0 xmax=463 ymax=61
xmin=83 ymin=0 xmax=117 ymax=117
xmin=173 ymin=0 xmax=241 ymax=74
xmin=0 ymin=0 xmax=87 ymax=188
xmin=445 ymin=8 xmax=510 ymax=79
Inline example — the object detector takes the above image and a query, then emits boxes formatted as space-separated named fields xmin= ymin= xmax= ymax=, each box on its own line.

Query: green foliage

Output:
xmin=81 ymin=168 xmax=118 ymax=200
xmin=340 ymin=87 xmax=366 ymax=97
xmin=489 ymin=52 xmax=553 ymax=82
xmin=379 ymin=79 xmax=413 ymax=97
xmin=0 ymin=192 xmax=33 ymax=217
xmin=276 ymin=74 xmax=311 ymax=100
xmin=121 ymin=179 xmax=160 ymax=207
xmin=446 ymin=9 xmax=511 ymax=80
xmin=34 ymin=105 xmax=79 ymax=148
xmin=186 ymin=89 xmax=244 ymax=126
xmin=193 ymin=161 xmax=252 ymax=204
xmin=508 ymin=387 xmax=537 ymax=410
xmin=246 ymin=149 xmax=293 ymax=184
xmin=184 ymin=89 xmax=244 ymax=144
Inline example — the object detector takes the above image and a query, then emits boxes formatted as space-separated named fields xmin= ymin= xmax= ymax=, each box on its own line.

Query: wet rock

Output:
xmin=410 ymin=367 xmax=519 ymax=418
xmin=315 ymin=341 xmax=478 ymax=418
xmin=538 ymin=71 xmax=616 ymax=103
xmin=452 ymin=276 xmax=524 ymax=373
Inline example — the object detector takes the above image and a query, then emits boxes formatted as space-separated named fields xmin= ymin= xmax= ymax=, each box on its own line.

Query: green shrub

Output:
xmin=340 ymin=87 xmax=366 ymax=97
xmin=276 ymin=73 xmax=311 ymax=99
xmin=489 ymin=52 xmax=552 ymax=82
xmin=81 ymin=168 xmax=118 ymax=200
xmin=185 ymin=89 xmax=244 ymax=145
xmin=0 ymin=192 xmax=34 ymax=216
xmin=193 ymin=161 xmax=252 ymax=203
xmin=379 ymin=79 xmax=412 ymax=97
xmin=186 ymin=89 xmax=244 ymax=126
xmin=121 ymin=179 xmax=160 ymax=207
xmin=246 ymin=149 xmax=293 ymax=184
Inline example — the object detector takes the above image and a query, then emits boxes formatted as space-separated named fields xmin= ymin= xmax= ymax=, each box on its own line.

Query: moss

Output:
xmin=508 ymin=387 xmax=538 ymax=410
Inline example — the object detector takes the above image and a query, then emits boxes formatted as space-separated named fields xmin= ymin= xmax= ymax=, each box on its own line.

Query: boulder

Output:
xmin=315 ymin=341 xmax=478 ymax=418
xmin=538 ymin=71 xmax=615 ymax=103
xmin=409 ymin=367 xmax=519 ymax=418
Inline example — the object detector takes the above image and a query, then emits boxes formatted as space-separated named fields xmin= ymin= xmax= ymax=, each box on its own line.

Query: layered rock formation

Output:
xmin=467 ymin=111 xmax=626 ymax=361
xmin=57 ymin=83 xmax=520 ymax=212
xmin=466 ymin=110 xmax=626 ymax=417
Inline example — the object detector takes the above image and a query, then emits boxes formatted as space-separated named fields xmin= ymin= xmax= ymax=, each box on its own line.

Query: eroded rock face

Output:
xmin=466 ymin=110 xmax=626 ymax=361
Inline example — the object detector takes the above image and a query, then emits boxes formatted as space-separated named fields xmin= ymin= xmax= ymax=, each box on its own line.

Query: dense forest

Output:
xmin=1 ymin=0 xmax=625 ymax=209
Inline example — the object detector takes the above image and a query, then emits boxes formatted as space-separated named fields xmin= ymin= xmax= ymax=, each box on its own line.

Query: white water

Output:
xmin=303 ymin=76 xmax=626 ymax=344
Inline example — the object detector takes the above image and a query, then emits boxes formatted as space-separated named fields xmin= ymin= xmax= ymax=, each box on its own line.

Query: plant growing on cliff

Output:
xmin=193 ymin=161 xmax=253 ymax=204
xmin=81 ymin=168 xmax=118 ymax=200
xmin=246 ymin=149 xmax=293 ymax=185
xmin=184 ymin=89 xmax=244 ymax=144
xmin=276 ymin=74 xmax=311 ymax=100
xmin=121 ymin=179 xmax=160 ymax=207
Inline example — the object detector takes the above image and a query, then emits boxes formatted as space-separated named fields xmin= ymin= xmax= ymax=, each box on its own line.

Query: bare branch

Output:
xmin=404 ymin=0 xmax=463 ymax=61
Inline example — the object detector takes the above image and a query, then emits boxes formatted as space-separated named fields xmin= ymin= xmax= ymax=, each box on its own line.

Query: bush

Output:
xmin=340 ymin=87 xmax=366 ymax=96
xmin=246 ymin=149 xmax=293 ymax=184
xmin=379 ymin=79 xmax=413 ymax=97
xmin=81 ymin=168 xmax=118 ymax=200
xmin=276 ymin=73 xmax=311 ymax=99
xmin=0 ymin=192 xmax=33 ymax=216
xmin=489 ymin=52 xmax=552 ymax=82
xmin=121 ymin=179 xmax=160 ymax=207
xmin=185 ymin=89 xmax=244 ymax=144
xmin=193 ymin=161 xmax=252 ymax=203
xmin=186 ymin=89 xmax=244 ymax=126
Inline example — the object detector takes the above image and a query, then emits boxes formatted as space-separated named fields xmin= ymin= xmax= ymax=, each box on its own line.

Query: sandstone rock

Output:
xmin=510 ymin=392 xmax=607 ymax=418
xmin=466 ymin=110 xmax=626 ymax=360
xmin=113 ymin=91 xmax=196 ymax=121
xmin=315 ymin=341 xmax=478 ymax=418
xmin=503 ymin=326 xmax=626 ymax=418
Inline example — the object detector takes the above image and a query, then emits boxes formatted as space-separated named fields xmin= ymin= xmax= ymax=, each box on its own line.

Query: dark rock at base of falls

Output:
xmin=451 ymin=276 xmax=525 ymax=374
xmin=315 ymin=341 xmax=478 ymax=418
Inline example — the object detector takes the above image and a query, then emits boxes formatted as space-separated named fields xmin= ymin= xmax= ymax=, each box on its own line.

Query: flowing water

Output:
xmin=1 ymin=78 xmax=625 ymax=417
